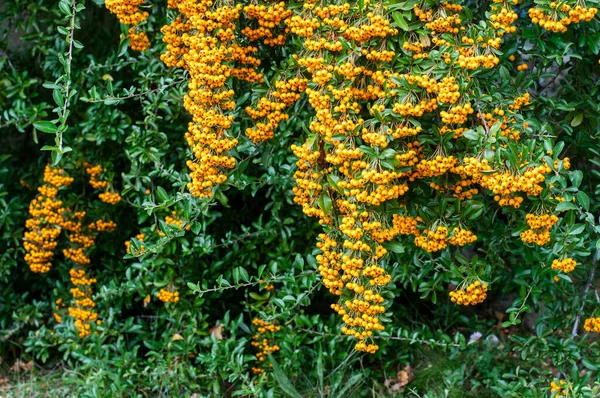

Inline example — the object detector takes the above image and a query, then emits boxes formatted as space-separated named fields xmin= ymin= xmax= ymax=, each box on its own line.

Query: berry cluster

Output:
xmin=529 ymin=3 xmax=597 ymax=33
xmin=157 ymin=288 xmax=179 ymax=303
xmin=251 ymin=318 xmax=280 ymax=372
xmin=105 ymin=0 xmax=150 ymax=51
xmin=160 ymin=0 xmax=263 ymax=198
xmin=520 ymin=213 xmax=559 ymax=246
xmin=449 ymin=281 xmax=488 ymax=306
xmin=85 ymin=163 xmax=121 ymax=205
xmin=23 ymin=167 xmax=73 ymax=273
xmin=25 ymin=165 xmax=117 ymax=338
xmin=158 ymin=211 xmax=190 ymax=237
xmin=68 ymin=268 xmax=99 ymax=338
xmin=551 ymin=258 xmax=577 ymax=273
xmin=584 ymin=317 xmax=600 ymax=332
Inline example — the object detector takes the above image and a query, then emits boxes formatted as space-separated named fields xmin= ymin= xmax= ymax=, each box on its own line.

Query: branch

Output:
xmin=476 ymin=103 xmax=490 ymax=135
xmin=57 ymin=0 xmax=78 ymax=151
xmin=571 ymin=249 xmax=599 ymax=338
xmin=296 ymin=328 xmax=462 ymax=347
xmin=82 ymin=78 xmax=187 ymax=104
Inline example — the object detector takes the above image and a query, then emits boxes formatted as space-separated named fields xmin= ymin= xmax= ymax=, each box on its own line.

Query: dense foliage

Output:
xmin=1 ymin=0 xmax=600 ymax=396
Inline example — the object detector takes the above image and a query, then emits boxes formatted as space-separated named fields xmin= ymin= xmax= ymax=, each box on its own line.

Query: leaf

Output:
xmin=392 ymin=12 xmax=409 ymax=31
xmin=156 ymin=186 xmax=169 ymax=203
xmin=463 ymin=129 xmax=480 ymax=141
xmin=33 ymin=121 xmax=58 ymax=134
xmin=269 ymin=355 xmax=302 ymax=398
xmin=577 ymin=191 xmax=590 ymax=211
xmin=555 ymin=201 xmax=577 ymax=212
xmin=582 ymin=358 xmax=600 ymax=371
xmin=382 ymin=241 xmax=405 ymax=253
xmin=319 ymin=191 xmax=333 ymax=215
xmin=209 ymin=324 xmax=224 ymax=340
xmin=172 ymin=333 xmax=184 ymax=341
xmin=570 ymin=113 xmax=583 ymax=127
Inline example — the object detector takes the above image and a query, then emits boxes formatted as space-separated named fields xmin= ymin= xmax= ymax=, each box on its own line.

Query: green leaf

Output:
xmin=382 ymin=241 xmax=405 ymax=253
xmin=187 ymin=282 xmax=199 ymax=293
xmin=319 ymin=192 xmax=333 ymax=215
xmin=582 ymin=359 xmax=600 ymax=371
xmin=392 ymin=12 xmax=409 ymax=31
xmin=555 ymin=201 xmax=577 ymax=212
xmin=463 ymin=129 xmax=480 ymax=141
xmin=33 ymin=121 xmax=58 ymax=134
xmin=156 ymin=186 xmax=169 ymax=203
xmin=269 ymin=356 xmax=302 ymax=398
xmin=577 ymin=191 xmax=590 ymax=212
xmin=570 ymin=113 xmax=583 ymax=127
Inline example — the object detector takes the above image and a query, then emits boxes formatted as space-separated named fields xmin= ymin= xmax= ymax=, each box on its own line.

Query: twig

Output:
xmin=57 ymin=0 xmax=78 ymax=151
xmin=191 ymin=270 xmax=317 ymax=295
xmin=297 ymin=328 xmax=462 ymax=347
xmin=476 ymin=103 xmax=490 ymax=135
xmin=83 ymin=78 xmax=187 ymax=103
xmin=571 ymin=249 xmax=599 ymax=338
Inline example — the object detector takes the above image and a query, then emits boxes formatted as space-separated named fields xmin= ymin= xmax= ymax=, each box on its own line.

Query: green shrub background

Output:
xmin=1 ymin=0 xmax=600 ymax=396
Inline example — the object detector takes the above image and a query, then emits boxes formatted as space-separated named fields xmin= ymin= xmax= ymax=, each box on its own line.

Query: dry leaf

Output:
xmin=384 ymin=364 xmax=414 ymax=394
xmin=210 ymin=324 xmax=224 ymax=340
xmin=0 ymin=373 xmax=9 ymax=387
xmin=9 ymin=360 xmax=33 ymax=373
xmin=143 ymin=294 xmax=151 ymax=307
xmin=172 ymin=333 xmax=184 ymax=341
xmin=397 ymin=364 xmax=414 ymax=388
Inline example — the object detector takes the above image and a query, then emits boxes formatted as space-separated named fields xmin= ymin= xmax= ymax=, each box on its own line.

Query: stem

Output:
xmin=571 ymin=249 xmax=599 ymax=338
xmin=297 ymin=328 xmax=462 ymax=347
xmin=476 ymin=103 xmax=490 ymax=136
xmin=84 ymin=78 xmax=187 ymax=103
xmin=58 ymin=0 xmax=78 ymax=151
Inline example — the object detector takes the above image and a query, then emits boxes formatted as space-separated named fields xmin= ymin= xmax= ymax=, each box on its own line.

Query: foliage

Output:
xmin=1 ymin=0 xmax=600 ymax=396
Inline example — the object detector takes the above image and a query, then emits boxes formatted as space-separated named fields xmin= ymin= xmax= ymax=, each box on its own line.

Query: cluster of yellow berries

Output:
xmin=245 ymin=78 xmax=308 ymax=143
xmin=25 ymin=164 xmax=117 ymax=338
xmin=584 ymin=317 xmax=600 ymax=332
xmin=251 ymin=318 xmax=280 ymax=372
xmin=449 ymin=281 xmax=488 ymax=306
xmin=529 ymin=3 xmax=597 ymax=33
xmin=157 ymin=288 xmax=180 ymax=303
xmin=242 ymin=2 xmax=291 ymax=46
xmin=158 ymin=211 xmax=190 ymax=237
xmin=127 ymin=28 xmax=150 ymax=51
xmin=551 ymin=258 xmax=577 ymax=273
xmin=520 ymin=213 xmax=559 ymax=246
xmin=105 ymin=0 xmax=149 ymax=51
xmin=98 ymin=192 xmax=122 ymax=205
xmin=550 ymin=380 xmax=568 ymax=396
xmin=516 ymin=63 xmax=528 ymax=71
xmin=158 ymin=0 xmax=264 ymax=198
xmin=85 ymin=163 xmax=121 ymax=204
xmin=68 ymin=268 xmax=99 ymax=338
xmin=23 ymin=166 xmax=73 ymax=273
xmin=125 ymin=232 xmax=145 ymax=255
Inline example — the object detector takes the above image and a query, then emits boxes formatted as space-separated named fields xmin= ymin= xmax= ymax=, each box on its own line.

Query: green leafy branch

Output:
xmin=33 ymin=0 xmax=84 ymax=164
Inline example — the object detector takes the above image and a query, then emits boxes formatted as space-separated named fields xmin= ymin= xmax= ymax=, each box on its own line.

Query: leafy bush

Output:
xmin=1 ymin=0 xmax=600 ymax=396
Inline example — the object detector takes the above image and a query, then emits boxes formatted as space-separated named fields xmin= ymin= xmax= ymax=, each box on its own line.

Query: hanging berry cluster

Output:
xmin=158 ymin=0 xmax=263 ymax=198
xmin=250 ymin=318 xmax=280 ymax=375
xmin=85 ymin=163 xmax=122 ymax=205
xmin=24 ymin=166 xmax=74 ymax=273
xmin=25 ymin=164 xmax=117 ymax=338
xmin=105 ymin=0 xmax=150 ymax=51
xmin=157 ymin=288 xmax=180 ymax=303
xmin=529 ymin=2 xmax=597 ymax=33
